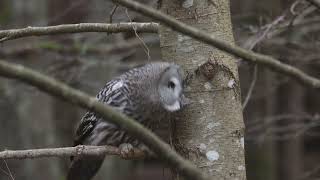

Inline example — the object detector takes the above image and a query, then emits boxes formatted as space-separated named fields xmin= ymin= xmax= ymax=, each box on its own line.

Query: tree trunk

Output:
xmin=159 ymin=0 xmax=246 ymax=179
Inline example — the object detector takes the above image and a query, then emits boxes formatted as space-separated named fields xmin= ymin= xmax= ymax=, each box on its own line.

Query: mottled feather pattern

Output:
xmin=67 ymin=62 xmax=184 ymax=180
xmin=73 ymin=62 xmax=176 ymax=148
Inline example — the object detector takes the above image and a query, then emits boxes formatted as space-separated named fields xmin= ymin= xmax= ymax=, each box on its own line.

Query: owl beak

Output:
xmin=180 ymin=94 xmax=191 ymax=108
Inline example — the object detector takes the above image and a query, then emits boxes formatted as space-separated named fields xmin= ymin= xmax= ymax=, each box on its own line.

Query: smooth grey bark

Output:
xmin=159 ymin=0 xmax=246 ymax=179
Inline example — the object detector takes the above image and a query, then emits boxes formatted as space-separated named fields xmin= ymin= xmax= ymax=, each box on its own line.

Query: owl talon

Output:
xmin=119 ymin=143 xmax=134 ymax=159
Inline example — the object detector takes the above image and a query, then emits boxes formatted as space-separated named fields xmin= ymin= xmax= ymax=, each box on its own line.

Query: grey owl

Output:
xmin=67 ymin=62 xmax=188 ymax=180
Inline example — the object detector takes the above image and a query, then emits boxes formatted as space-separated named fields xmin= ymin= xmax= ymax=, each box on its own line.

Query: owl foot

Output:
xmin=119 ymin=143 xmax=134 ymax=159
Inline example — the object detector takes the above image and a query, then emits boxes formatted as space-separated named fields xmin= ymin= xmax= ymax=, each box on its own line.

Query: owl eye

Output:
xmin=168 ymin=81 xmax=176 ymax=89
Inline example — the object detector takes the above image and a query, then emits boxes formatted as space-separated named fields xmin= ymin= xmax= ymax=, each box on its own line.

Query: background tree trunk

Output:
xmin=159 ymin=0 xmax=246 ymax=179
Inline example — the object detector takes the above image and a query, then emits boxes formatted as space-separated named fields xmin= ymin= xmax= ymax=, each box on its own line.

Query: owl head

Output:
xmin=157 ymin=63 xmax=190 ymax=112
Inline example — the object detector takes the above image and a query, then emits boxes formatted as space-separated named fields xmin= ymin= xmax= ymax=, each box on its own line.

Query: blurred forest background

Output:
xmin=0 ymin=0 xmax=320 ymax=180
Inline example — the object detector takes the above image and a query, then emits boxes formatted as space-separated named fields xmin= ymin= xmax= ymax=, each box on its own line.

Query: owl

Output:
xmin=67 ymin=62 xmax=188 ymax=180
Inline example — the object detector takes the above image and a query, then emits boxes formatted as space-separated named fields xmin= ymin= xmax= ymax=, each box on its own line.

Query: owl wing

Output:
xmin=73 ymin=78 xmax=129 ymax=146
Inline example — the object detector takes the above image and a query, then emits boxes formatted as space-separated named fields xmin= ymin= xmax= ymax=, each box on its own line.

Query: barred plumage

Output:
xmin=67 ymin=62 xmax=188 ymax=180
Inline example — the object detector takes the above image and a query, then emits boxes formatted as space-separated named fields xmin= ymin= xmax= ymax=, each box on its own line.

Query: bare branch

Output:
xmin=242 ymin=13 xmax=286 ymax=50
xmin=125 ymin=9 xmax=150 ymax=60
xmin=109 ymin=5 xmax=119 ymax=23
xmin=0 ymin=60 xmax=209 ymax=180
xmin=244 ymin=113 xmax=320 ymax=143
xmin=241 ymin=13 xmax=284 ymax=109
xmin=0 ymin=23 xmax=158 ymax=43
xmin=113 ymin=0 xmax=320 ymax=89
xmin=242 ymin=65 xmax=258 ymax=110
xmin=0 ymin=146 xmax=145 ymax=160
xmin=1 ymin=160 xmax=14 ymax=180
xmin=306 ymin=0 xmax=320 ymax=9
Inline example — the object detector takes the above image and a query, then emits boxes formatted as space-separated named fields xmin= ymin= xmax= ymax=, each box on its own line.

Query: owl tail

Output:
xmin=67 ymin=155 xmax=105 ymax=180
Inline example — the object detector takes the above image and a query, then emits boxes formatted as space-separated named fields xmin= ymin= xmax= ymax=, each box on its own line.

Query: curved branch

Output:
xmin=0 ymin=60 xmax=209 ymax=180
xmin=0 ymin=146 xmax=145 ymax=160
xmin=306 ymin=0 xmax=320 ymax=9
xmin=0 ymin=23 xmax=158 ymax=42
xmin=113 ymin=0 xmax=320 ymax=89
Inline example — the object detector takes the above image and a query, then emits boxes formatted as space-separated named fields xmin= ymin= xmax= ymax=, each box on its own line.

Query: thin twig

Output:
xmin=243 ymin=13 xmax=286 ymax=50
xmin=242 ymin=65 xmax=258 ymax=110
xmin=0 ymin=23 xmax=158 ymax=43
xmin=0 ymin=164 xmax=10 ymax=178
xmin=3 ymin=160 xmax=14 ymax=180
xmin=109 ymin=5 xmax=119 ymax=23
xmin=125 ymin=8 xmax=150 ymax=60
xmin=241 ymin=13 xmax=285 ymax=109
xmin=246 ymin=113 xmax=318 ymax=132
xmin=245 ymin=113 xmax=320 ymax=143
xmin=112 ymin=0 xmax=320 ymax=89
xmin=306 ymin=0 xmax=320 ymax=9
